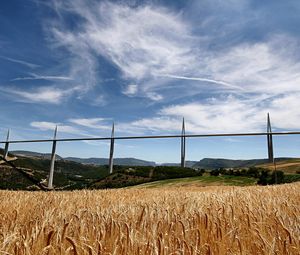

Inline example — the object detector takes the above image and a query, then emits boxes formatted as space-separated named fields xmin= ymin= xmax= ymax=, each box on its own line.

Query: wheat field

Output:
xmin=0 ymin=183 xmax=299 ymax=255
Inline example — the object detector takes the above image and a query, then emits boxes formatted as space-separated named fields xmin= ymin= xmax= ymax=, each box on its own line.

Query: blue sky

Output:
xmin=1 ymin=0 xmax=300 ymax=163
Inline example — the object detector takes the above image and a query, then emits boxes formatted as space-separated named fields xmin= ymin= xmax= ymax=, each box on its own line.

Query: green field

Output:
xmin=134 ymin=175 xmax=257 ymax=188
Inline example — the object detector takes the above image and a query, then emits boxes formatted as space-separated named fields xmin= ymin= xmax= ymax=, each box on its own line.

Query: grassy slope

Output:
xmin=257 ymin=158 xmax=300 ymax=173
xmin=134 ymin=175 xmax=257 ymax=188
xmin=90 ymin=166 xmax=201 ymax=189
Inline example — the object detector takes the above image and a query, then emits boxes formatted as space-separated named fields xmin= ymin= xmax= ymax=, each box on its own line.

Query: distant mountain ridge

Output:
xmin=10 ymin=150 xmax=297 ymax=169
xmin=193 ymin=157 xmax=295 ymax=169
xmin=11 ymin=151 xmax=156 ymax=166
xmin=161 ymin=161 xmax=198 ymax=168
xmin=11 ymin=150 xmax=63 ymax=160
xmin=65 ymin=157 xmax=156 ymax=166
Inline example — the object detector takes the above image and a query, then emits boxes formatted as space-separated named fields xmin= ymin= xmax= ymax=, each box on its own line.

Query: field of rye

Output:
xmin=0 ymin=183 xmax=299 ymax=255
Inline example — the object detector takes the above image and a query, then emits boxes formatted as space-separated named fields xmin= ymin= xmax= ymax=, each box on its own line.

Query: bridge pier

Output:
xmin=267 ymin=113 xmax=274 ymax=163
xmin=181 ymin=118 xmax=186 ymax=168
xmin=4 ymin=129 xmax=10 ymax=159
xmin=109 ymin=123 xmax=115 ymax=174
xmin=47 ymin=126 xmax=57 ymax=189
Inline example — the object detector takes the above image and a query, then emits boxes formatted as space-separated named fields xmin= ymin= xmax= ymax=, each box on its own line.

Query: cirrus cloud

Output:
xmin=0 ymin=86 xmax=67 ymax=104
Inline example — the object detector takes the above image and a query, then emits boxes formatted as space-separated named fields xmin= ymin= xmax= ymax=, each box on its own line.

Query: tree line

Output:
xmin=209 ymin=167 xmax=300 ymax=185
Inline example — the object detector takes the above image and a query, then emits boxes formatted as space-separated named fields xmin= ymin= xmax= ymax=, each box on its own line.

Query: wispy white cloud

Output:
xmin=48 ymin=1 xmax=198 ymax=100
xmin=145 ymin=92 xmax=164 ymax=101
xmin=81 ymin=140 xmax=110 ymax=147
xmin=89 ymin=95 xmax=107 ymax=106
xmin=1 ymin=86 xmax=67 ymax=104
xmin=118 ymin=117 xmax=181 ymax=135
xmin=206 ymin=36 xmax=300 ymax=95
xmin=68 ymin=118 xmax=111 ymax=130
xmin=158 ymin=74 xmax=244 ymax=91
xmin=31 ymin=0 xmax=300 ymax=133
xmin=114 ymin=97 xmax=262 ymax=134
xmin=48 ymin=1 xmax=300 ymax=104
xmin=159 ymin=97 xmax=264 ymax=133
xmin=117 ymin=92 xmax=300 ymax=134
xmin=122 ymin=84 xmax=138 ymax=96
xmin=31 ymin=121 xmax=79 ymax=133
xmin=29 ymin=90 xmax=300 ymax=137
xmin=85 ymin=3 xmax=193 ymax=79
xmin=0 ymin=56 xmax=40 ymax=69
xmin=223 ymin=138 xmax=242 ymax=143
xmin=30 ymin=121 xmax=94 ymax=137
xmin=267 ymin=94 xmax=300 ymax=130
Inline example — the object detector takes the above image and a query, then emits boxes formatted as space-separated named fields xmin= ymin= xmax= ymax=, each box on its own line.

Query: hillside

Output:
xmin=11 ymin=150 xmax=156 ymax=166
xmin=2 ymin=149 xmax=300 ymax=190
xmin=12 ymin=150 xmax=63 ymax=160
xmin=65 ymin=157 xmax=156 ymax=166
xmin=257 ymin=158 xmax=300 ymax=174
xmin=90 ymin=166 xmax=200 ymax=189
xmin=134 ymin=175 xmax=257 ymax=188
xmin=193 ymin=157 xmax=295 ymax=169
xmin=0 ymin=154 xmax=201 ymax=190
xmin=0 ymin=165 xmax=37 ymax=189
xmin=0 ymin=156 xmax=109 ymax=190
xmin=9 ymin=150 xmax=300 ymax=170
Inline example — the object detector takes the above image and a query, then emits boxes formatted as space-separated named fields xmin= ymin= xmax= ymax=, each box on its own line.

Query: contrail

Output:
xmin=11 ymin=74 xmax=73 ymax=81
xmin=159 ymin=74 xmax=244 ymax=91
xmin=0 ymin=56 xmax=40 ymax=69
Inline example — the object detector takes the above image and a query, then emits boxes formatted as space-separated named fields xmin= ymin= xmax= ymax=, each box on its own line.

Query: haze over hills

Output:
xmin=192 ymin=158 xmax=294 ymax=169
xmin=65 ymin=157 xmax=156 ymax=166
xmin=10 ymin=150 xmax=298 ymax=169
xmin=11 ymin=151 xmax=156 ymax=166
xmin=161 ymin=161 xmax=198 ymax=168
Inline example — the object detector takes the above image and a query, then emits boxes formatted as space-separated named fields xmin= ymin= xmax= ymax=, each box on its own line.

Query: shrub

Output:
xmin=257 ymin=170 xmax=270 ymax=185
xmin=210 ymin=169 xmax=220 ymax=176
